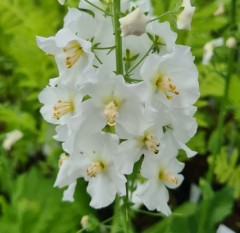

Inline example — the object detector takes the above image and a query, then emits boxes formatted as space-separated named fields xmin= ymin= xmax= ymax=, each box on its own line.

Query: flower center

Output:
xmin=155 ymin=74 xmax=179 ymax=100
xmin=86 ymin=161 xmax=105 ymax=177
xmin=159 ymin=170 xmax=179 ymax=185
xmin=103 ymin=101 xmax=118 ymax=126
xmin=53 ymin=99 xmax=74 ymax=119
xmin=63 ymin=41 xmax=84 ymax=68
xmin=143 ymin=132 xmax=159 ymax=154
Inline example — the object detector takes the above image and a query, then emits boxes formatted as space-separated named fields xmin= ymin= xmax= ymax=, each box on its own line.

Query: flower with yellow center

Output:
xmin=154 ymin=73 xmax=179 ymax=100
xmin=64 ymin=41 xmax=84 ymax=69
xmin=53 ymin=99 xmax=74 ymax=119
xmin=136 ymin=154 xmax=184 ymax=216
xmin=140 ymin=45 xmax=199 ymax=108
xmin=103 ymin=100 xmax=118 ymax=126
xmin=39 ymin=83 xmax=82 ymax=125
xmin=116 ymin=115 xmax=164 ymax=175
xmin=54 ymin=133 xmax=126 ymax=209
xmin=78 ymin=65 xmax=146 ymax=135
xmin=141 ymin=131 xmax=159 ymax=154
xmin=159 ymin=169 xmax=179 ymax=186
xmin=86 ymin=161 xmax=105 ymax=177
xmin=36 ymin=28 xmax=94 ymax=84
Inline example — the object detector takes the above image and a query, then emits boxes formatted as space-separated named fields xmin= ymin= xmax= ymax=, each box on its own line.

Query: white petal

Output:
xmin=62 ymin=182 xmax=77 ymax=202
xmin=87 ymin=174 xmax=117 ymax=208
xmin=137 ymin=180 xmax=171 ymax=216
xmin=116 ymin=140 xmax=142 ymax=174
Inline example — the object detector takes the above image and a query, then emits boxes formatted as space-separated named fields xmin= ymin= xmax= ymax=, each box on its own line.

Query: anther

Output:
xmin=53 ymin=99 xmax=74 ymax=119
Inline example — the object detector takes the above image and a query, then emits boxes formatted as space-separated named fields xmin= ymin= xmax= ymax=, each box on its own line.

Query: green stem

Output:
xmin=113 ymin=0 xmax=123 ymax=75
xmin=125 ymin=45 xmax=154 ymax=76
xmin=84 ymin=0 xmax=113 ymax=16
xmin=148 ymin=11 xmax=175 ymax=23
xmin=133 ymin=209 xmax=165 ymax=217
xmin=123 ymin=180 xmax=130 ymax=233
xmin=111 ymin=196 xmax=120 ymax=233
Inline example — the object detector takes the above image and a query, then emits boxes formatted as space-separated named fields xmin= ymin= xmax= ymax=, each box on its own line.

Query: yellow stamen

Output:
xmin=142 ymin=132 xmax=159 ymax=154
xmin=53 ymin=99 xmax=74 ymax=119
xmin=159 ymin=170 xmax=178 ymax=185
xmin=103 ymin=101 xmax=118 ymax=126
xmin=86 ymin=161 xmax=105 ymax=177
xmin=155 ymin=74 xmax=179 ymax=100
xmin=63 ymin=41 xmax=83 ymax=68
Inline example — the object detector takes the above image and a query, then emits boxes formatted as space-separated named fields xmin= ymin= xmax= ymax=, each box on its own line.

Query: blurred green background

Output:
xmin=0 ymin=0 xmax=239 ymax=232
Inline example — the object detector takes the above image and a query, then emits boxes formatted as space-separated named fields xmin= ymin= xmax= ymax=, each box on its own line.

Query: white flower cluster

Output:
xmin=37 ymin=0 xmax=199 ymax=216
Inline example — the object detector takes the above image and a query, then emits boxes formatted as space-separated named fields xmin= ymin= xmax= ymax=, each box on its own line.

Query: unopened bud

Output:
xmin=80 ymin=215 xmax=90 ymax=228
xmin=213 ymin=3 xmax=224 ymax=16
xmin=226 ymin=37 xmax=237 ymax=49
xmin=80 ymin=215 xmax=99 ymax=231
xmin=119 ymin=8 xmax=149 ymax=37
xmin=3 ymin=129 xmax=23 ymax=151
xmin=177 ymin=0 xmax=195 ymax=30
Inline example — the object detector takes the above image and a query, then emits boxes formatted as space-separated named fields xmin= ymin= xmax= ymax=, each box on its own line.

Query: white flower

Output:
xmin=177 ymin=0 xmax=195 ymax=30
xmin=137 ymin=154 xmax=184 ymax=215
xmin=38 ymin=82 xmax=83 ymax=125
xmin=77 ymin=65 xmax=146 ymax=135
xmin=116 ymin=110 xmax=164 ymax=174
xmin=54 ymin=133 xmax=126 ymax=209
xmin=202 ymin=38 xmax=224 ymax=65
xmin=63 ymin=7 xmax=115 ymax=68
xmin=36 ymin=28 xmax=94 ymax=83
xmin=141 ymin=45 xmax=199 ymax=108
xmin=119 ymin=8 xmax=149 ymax=37
xmin=3 ymin=130 xmax=23 ymax=151
xmin=150 ymin=103 xmax=198 ymax=158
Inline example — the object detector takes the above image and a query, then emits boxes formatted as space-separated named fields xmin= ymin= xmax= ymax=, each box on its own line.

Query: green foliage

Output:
xmin=214 ymin=147 xmax=240 ymax=198
xmin=0 ymin=164 xmax=94 ymax=233
xmin=143 ymin=187 xmax=234 ymax=233
xmin=0 ymin=0 xmax=63 ymax=167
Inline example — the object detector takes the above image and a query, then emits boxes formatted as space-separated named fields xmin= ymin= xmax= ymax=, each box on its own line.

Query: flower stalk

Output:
xmin=113 ymin=0 xmax=123 ymax=75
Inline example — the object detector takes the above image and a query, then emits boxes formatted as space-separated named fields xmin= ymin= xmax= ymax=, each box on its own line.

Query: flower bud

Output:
xmin=80 ymin=215 xmax=99 ymax=231
xmin=226 ymin=37 xmax=237 ymax=49
xmin=214 ymin=3 xmax=225 ymax=16
xmin=177 ymin=0 xmax=195 ymax=30
xmin=3 ymin=130 xmax=23 ymax=151
xmin=119 ymin=8 xmax=149 ymax=37
xmin=80 ymin=215 xmax=90 ymax=229
xmin=202 ymin=38 xmax=224 ymax=65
